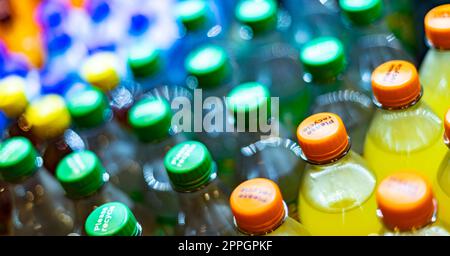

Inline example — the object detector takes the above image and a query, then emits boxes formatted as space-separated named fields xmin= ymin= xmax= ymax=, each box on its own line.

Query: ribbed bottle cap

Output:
xmin=164 ymin=141 xmax=215 ymax=191
xmin=85 ymin=202 xmax=142 ymax=236
xmin=23 ymin=94 xmax=71 ymax=139
xmin=235 ymin=0 xmax=278 ymax=35
xmin=80 ymin=52 xmax=121 ymax=92
xmin=128 ymin=97 xmax=172 ymax=143
xmin=339 ymin=0 xmax=383 ymax=26
xmin=67 ymin=88 xmax=109 ymax=129
xmin=185 ymin=45 xmax=230 ymax=88
xmin=230 ymin=178 xmax=285 ymax=234
xmin=300 ymin=37 xmax=346 ymax=81
xmin=376 ymin=172 xmax=436 ymax=231
xmin=424 ymin=4 xmax=450 ymax=50
xmin=176 ymin=0 xmax=208 ymax=31
xmin=0 ymin=75 xmax=29 ymax=118
xmin=56 ymin=150 xmax=107 ymax=198
xmin=127 ymin=44 xmax=162 ymax=78
xmin=0 ymin=137 xmax=38 ymax=182
xmin=297 ymin=113 xmax=349 ymax=163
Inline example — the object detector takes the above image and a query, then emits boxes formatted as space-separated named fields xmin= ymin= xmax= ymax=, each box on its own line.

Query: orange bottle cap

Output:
xmin=371 ymin=60 xmax=421 ymax=108
xmin=445 ymin=108 xmax=450 ymax=141
xmin=296 ymin=113 xmax=349 ymax=163
xmin=230 ymin=178 xmax=286 ymax=234
xmin=425 ymin=4 xmax=450 ymax=50
xmin=376 ymin=172 xmax=436 ymax=231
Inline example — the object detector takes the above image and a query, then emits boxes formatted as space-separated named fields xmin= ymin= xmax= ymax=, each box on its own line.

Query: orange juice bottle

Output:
xmin=364 ymin=60 xmax=447 ymax=182
xmin=377 ymin=172 xmax=449 ymax=236
xmin=297 ymin=113 xmax=381 ymax=235
xmin=230 ymin=178 xmax=310 ymax=236
xmin=435 ymin=109 xmax=450 ymax=229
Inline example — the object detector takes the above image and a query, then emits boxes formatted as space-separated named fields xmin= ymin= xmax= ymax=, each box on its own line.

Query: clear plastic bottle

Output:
xmin=339 ymin=0 xmax=414 ymax=93
xmin=435 ymin=110 xmax=450 ymax=229
xmin=377 ymin=172 xmax=449 ymax=236
xmin=230 ymin=178 xmax=310 ymax=236
xmin=0 ymin=137 xmax=74 ymax=235
xmin=56 ymin=150 xmax=155 ymax=236
xmin=297 ymin=113 xmax=381 ymax=235
xmin=164 ymin=140 xmax=237 ymax=235
xmin=299 ymin=37 xmax=373 ymax=154
xmin=226 ymin=82 xmax=305 ymax=217
xmin=364 ymin=60 xmax=447 ymax=182
xmin=85 ymin=202 xmax=143 ymax=236
xmin=419 ymin=4 xmax=450 ymax=119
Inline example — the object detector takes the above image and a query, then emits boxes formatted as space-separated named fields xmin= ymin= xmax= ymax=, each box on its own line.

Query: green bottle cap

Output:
xmin=226 ymin=82 xmax=271 ymax=129
xmin=85 ymin=202 xmax=142 ymax=236
xmin=339 ymin=0 xmax=383 ymax=26
xmin=128 ymin=97 xmax=172 ymax=143
xmin=56 ymin=150 xmax=107 ymax=199
xmin=128 ymin=44 xmax=162 ymax=78
xmin=300 ymin=37 xmax=346 ymax=81
xmin=164 ymin=141 xmax=216 ymax=192
xmin=235 ymin=0 xmax=278 ymax=35
xmin=185 ymin=45 xmax=230 ymax=89
xmin=67 ymin=88 xmax=110 ymax=129
xmin=176 ymin=0 xmax=208 ymax=31
xmin=0 ymin=137 xmax=38 ymax=182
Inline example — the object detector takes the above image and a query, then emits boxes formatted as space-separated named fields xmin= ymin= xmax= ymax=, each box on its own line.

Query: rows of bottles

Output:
xmin=0 ymin=0 xmax=450 ymax=236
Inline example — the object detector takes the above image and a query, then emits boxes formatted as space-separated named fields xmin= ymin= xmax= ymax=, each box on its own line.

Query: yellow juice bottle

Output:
xmin=420 ymin=5 xmax=450 ymax=118
xmin=364 ymin=60 xmax=447 ymax=182
xmin=377 ymin=172 xmax=449 ymax=236
xmin=296 ymin=113 xmax=381 ymax=236
xmin=435 ymin=110 xmax=450 ymax=229
xmin=230 ymin=178 xmax=310 ymax=236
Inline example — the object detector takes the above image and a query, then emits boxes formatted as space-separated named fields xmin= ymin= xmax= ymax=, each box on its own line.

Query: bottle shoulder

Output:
xmin=268 ymin=217 xmax=310 ymax=236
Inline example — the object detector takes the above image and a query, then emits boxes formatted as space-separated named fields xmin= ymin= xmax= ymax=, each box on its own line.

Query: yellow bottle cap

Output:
xmin=23 ymin=95 xmax=71 ymax=139
xmin=80 ymin=52 xmax=121 ymax=92
xmin=0 ymin=75 xmax=29 ymax=118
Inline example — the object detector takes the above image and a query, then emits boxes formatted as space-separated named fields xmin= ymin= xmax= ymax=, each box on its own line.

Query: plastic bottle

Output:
xmin=300 ymin=37 xmax=373 ymax=154
xmin=56 ymin=150 xmax=154 ymax=236
xmin=364 ymin=60 xmax=447 ymax=182
xmin=377 ymin=172 xmax=449 ymax=236
xmin=419 ymin=4 xmax=450 ymax=119
xmin=230 ymin=178 xmax=310 ymax=236
xmin=339 ymin=0 xmax=414 ymax=93
xmin=164 ymin=140 xmax=236 ymax=235
xmin=0 ymin=137 xmax=74 ymax=235
xmin=435 ymin=109 xmax=450 ymax=229
xmin=297 ymin=113 xmax=381 ymax=235
xmin=85 ymin=202 xmax=142 ymax=236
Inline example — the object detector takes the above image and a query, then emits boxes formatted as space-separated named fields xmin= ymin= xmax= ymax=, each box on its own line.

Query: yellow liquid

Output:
xmin=298 ymin=151 xmax=382 ymax=236
xmin=419 ymin=49 xmax=450 ymax=119
xmin=364 ymin=101 xmax=447 ymax=182
xmin=435 ymin=151 xmax=450 ymax=229
xmin=267 ymin=217 xmax=310 ymax=236
xmin=381 ymin=225 xmax=450 ymax=236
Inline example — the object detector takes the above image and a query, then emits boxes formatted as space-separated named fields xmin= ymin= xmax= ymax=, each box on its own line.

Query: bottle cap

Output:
xmin=128 ymin=97 xmax=172 ymax=143
xmin=176 ymin=0 xmax=208 ymax=31
xmin=0 ymin=137 xmax=38 ymax=182
xmin=371 ymin=60 xmax=421 ymax=108
xmin=235 ymin=0 xmax=277 ymax=35
xmin=300 ymin=37 xmax=346 ymax=81
xmin=85 ymin=202 xmax=142 ymax=236
xmin=127 ymin=44 xmax=161 ymax=78
xmin=230 ymin=178 xmax=286 ymax=234
xmin=67 ymin=88 xmax=110 ymax=129
xmin=47 ymin=33 xmax=72 ymax=55
xmin=425 ymin=4 xmax=450 ymax=50
xmin=0 ymin=75 xmax=29 ymax=118
xmin=129 ymin=14 xmax=150 ymax=36
xmin=339 ymin=0 xmax=383 ymax=26
xmin=80 ymin=52 xmax=121 ymax=92
xmin=297 ymin=113 xmax=349 ymax=163
xmin=56 ymin=150 xmax=107 ymax=198
xmin=164 ymin=141 xmax=215 ymax=191
xmin=376 ymin=172 xmax=436 ymax=231
xmin=185 ymin=45 xmax=230 ymax=88
xmin=23 ymin=94 xmax=71 ymax=139
xmin=445 ymin=108 xmax=450 ymax=141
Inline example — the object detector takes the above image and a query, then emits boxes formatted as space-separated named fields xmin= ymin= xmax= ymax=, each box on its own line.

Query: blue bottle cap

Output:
xmin=40 ymin=69 xmax=81 ymax=96
xmin=90 ymin=0 xmax=111 ymax=23
xmin=39 ymin=1 xmax=67 ymax=29
xmin=129 ymin=14 xmax=151 ymax=36
xmin=0 ymin=111 xmax=7 ymax=135
xmin=47 ymin=33 xmax=72 ymax=56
